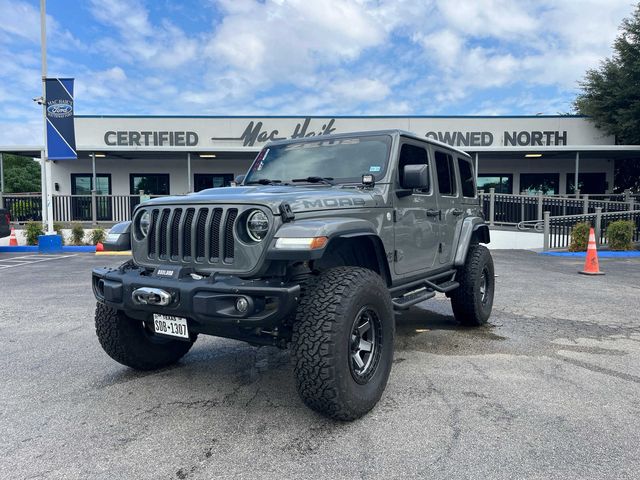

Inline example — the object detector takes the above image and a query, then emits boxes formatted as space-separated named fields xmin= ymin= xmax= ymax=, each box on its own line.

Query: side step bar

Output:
xmin=391 ymin=270 xmax=460 ymax=311
xmin=392 ymin=289 xmax=436 ymax=310
xmin=424 ymin=279 xmax=459 ymax=293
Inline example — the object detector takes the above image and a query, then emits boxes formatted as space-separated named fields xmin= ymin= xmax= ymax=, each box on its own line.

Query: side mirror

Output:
xmin=235 ymin=174 xmax=245 ymax=185
xmin=401 ymin=164 xmax=429 ymax=190
xmin=103 ymin=221 xmax=131 ymax=251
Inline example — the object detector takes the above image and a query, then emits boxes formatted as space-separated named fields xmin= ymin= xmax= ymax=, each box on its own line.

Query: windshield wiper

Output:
xmin=291 ymin=176 xmax=335 ymax=185
xmin=245 ymin=178 xmax=282 ymax=185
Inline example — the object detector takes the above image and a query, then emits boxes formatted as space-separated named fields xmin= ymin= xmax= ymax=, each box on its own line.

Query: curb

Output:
xmin=95 ymin=251 xmax=132 ymax=256
xmin=540 ymin=251 xmax=640 ymax=258
xmin=0 ymin=245 xmax=96 ymax=253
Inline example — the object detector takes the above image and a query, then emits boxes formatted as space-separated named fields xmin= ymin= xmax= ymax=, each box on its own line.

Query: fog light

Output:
xmin=236 ymin=297 xmax=249 ymax=313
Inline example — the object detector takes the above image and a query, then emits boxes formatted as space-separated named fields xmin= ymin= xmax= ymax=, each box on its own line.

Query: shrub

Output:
xmin=53 ymin=222 xmax=65 ymax=245
xmin=25 ymin=221 xmax=44 ymax=245
xmin=607 ymin=220 xmax=635 ymax=250
xmin=71 ymin=224 xmax=85 ymax=245
xmin=90 ymin=227 xmax=106 ymax=245
xmin=568 ymin=221 xmax=591 ymax=252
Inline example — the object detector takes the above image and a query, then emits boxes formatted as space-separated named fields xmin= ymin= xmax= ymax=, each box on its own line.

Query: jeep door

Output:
xmin=433 ymin=149 xmax=464 ymax=264
xmin=393 ymin=141 xmax=440 ymax=275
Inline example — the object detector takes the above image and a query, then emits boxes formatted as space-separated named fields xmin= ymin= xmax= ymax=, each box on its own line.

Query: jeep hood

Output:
xmin=141 ymin=185 xmax=383 ymax=214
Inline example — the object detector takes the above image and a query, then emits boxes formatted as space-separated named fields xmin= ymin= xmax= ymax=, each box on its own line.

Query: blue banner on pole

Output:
xmin=45 ymin=78 xmax=76 ymax=160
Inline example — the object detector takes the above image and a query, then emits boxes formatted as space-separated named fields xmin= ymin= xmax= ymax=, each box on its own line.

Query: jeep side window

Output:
xmin=435 ymin=151 xmax=456 ymax=196
xmin=399 ymin=143 xmax=429 ymax=193
xmin=457 ymin=157 xmax=476 ymax=198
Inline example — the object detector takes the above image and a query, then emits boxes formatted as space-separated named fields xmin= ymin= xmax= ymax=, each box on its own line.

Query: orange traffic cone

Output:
xmin=9 ymin=227 xmax=18 ymax=246
xmin=96 ymin=242 xmax=104 ymax=252
xmin=579 ymin=227 xmax=604 ymax=275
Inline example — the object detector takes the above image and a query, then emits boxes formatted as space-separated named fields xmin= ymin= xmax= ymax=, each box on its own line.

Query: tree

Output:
xmin=575 ymin=4 xmax=640 ymax=143
xmin=1 ymin=154 xmax=41 ymax=193
xmin=574 ymin=3 xmax=640 ymax=191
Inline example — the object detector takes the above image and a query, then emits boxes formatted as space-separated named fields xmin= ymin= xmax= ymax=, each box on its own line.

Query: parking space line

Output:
xmin=0 ymin=254 xmax=77 ymax=269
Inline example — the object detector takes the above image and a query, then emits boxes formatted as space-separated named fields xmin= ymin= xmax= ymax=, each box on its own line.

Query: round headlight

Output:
xmin=246 ymin=210 xmax=269 ymax=242
xmin=139 ymin=210 xmax=151 ymax=238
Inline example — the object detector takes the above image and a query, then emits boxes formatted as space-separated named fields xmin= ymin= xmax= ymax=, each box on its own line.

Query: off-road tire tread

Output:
xmin=291 ymin=267 xmax=393 ymax=420
xmin=95 ymin=303 xmax=194 ymax=370
xmin=450 ymin=244 xmax=494 ymax=326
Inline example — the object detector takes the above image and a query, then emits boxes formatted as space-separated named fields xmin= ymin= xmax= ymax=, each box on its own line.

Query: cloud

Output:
xmin=0 ymin=0 xmax=82 ymax=49
xmin=205 ymin=0 xmax=386 ymax=81
xmin=398 ymin=0 xmax=633 ymax=112
xmin=88 ymin=0 xmax=199 ymax=69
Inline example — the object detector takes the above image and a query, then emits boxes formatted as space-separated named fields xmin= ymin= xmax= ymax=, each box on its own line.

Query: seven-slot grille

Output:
xmin=145 ymin=206 xmax=239 ymax=264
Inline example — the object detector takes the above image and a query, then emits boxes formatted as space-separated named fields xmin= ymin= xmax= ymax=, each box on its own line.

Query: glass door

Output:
xmin=194 ymin=174 xmax=234 ymax=192
xmin=130 ymin=174 xmax=170 ymax=211
xmin=71 ymin=174 xmax=112 ymax=221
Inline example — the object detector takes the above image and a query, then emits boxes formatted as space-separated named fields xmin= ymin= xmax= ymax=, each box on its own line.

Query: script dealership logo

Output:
xmin=47 ymin=100 xmax=73 ymax=118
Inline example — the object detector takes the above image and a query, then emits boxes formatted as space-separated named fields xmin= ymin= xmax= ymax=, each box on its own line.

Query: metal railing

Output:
xmin=479 ymin=188 xmax=638 ymax=226
xmin=0 ymin=192 xmax=168 ymax=224
xmin=518 ymin=208 xmax=640 ymax=250
xmin=2 ymin=194 xmax=43 ymax=222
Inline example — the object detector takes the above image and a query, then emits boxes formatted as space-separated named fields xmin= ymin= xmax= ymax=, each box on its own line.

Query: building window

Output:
xmin=566 ymin=172 xmax=607 ymax=194
xmin=477 ymin=174 xmax=513 ymax=194
xmin=435 ymin=151 xmax=457 ymax=196
xmin=457 ymin=157 xmax=476 ymax=197
xmin=194 ymin=174 xmax=234 ymax=192
xmin=520 ymin=173 xmax=560 ymax=194
xmin=130 ymin=174 xmax=170 ymax=195
xmin=70 ymin=174 xmax=112 ymax=221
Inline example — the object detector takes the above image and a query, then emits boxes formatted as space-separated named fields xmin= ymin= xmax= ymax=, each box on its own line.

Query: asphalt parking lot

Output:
xmin=1 ymin=250 xmax=639 ymax=479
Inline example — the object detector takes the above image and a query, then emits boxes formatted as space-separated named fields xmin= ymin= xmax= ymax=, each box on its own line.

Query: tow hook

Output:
xmin=132 ymin=287 xmax=172 ymax=306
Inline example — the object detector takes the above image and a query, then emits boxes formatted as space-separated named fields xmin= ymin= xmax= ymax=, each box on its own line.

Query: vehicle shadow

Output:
xmin=394 ymin=302 xmax=506 ymax=355
xmin=92 ymin=302 xmax=506 ymax=414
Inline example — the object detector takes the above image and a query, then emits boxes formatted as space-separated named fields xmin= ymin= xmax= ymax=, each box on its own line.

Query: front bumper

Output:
xmin=92 ymin=264 xmax=300 ymax=331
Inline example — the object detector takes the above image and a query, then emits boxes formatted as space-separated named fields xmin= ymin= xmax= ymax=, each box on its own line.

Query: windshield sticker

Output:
xmin=254 ymin=148 xmax=269 ymax=171
xmin=283 ymin=138 xmax=361 ymax=150
xmin=369 ymin=166 xmax=381 ymax=172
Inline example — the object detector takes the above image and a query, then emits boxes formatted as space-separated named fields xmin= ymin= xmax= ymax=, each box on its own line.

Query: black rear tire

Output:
xmin=94 ymin=303 xmax=194 ymax=370
xmin=291 ymin=267 xmax=394 ymax=421
xmin=450 ymin=245 xmax=495 ymax=326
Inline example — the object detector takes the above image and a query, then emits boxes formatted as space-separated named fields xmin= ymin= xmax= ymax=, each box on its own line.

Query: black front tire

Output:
xmin=450 ymin=244 xmax=495 ymax=326
xmin=95 ymin=303 xmax=195 ymax=371
xmin=291 ymin=267 xmax=394 ymax=421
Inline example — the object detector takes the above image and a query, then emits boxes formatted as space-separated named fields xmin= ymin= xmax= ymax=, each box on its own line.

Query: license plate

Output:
xmin=152 ymin=314 xmax=189 ymax=339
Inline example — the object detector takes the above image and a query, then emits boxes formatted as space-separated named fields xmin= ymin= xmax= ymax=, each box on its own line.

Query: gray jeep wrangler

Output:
xmin=92 ymin=130 xmax=493 ymax=420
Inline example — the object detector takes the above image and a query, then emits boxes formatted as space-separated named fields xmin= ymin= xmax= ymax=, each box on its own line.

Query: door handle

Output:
xmin=426 ymin=209 xmax=441 ymax=219
xmin=452 ymin=208 xmax=464 ymax=216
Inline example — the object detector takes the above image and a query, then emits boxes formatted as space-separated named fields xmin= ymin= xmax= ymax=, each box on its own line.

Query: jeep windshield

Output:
xmin=244 ymin=134 xmax=391 ymax=185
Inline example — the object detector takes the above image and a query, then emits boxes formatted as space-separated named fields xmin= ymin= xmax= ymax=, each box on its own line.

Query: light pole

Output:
xmin=40 ymin=0 xmax=54 ymax=234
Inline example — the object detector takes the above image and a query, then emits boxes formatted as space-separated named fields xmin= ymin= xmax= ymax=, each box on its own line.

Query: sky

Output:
xmin=0 ymin=0 xmax=635 ymax=145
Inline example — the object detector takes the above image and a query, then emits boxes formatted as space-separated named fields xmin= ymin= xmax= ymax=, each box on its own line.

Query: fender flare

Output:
xmin=266 ymin=217 xmax=391 ymax=283
xmin=453 ymin=217 xmax=490 ymax=266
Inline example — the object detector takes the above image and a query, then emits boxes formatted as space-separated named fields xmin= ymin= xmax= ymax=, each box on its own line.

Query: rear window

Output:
xmin=458 ymin=157 xmax=476 ymax=197
xmin=435 ymin=151 xmax=457 ymax=196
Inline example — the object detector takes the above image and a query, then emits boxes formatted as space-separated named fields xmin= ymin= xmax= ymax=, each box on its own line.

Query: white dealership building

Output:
xmin=1 ymin=115 xmax=639 ymax=212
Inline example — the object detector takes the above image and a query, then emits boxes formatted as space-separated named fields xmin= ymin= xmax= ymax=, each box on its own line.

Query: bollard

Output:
xmin=583 ymin=194 xmax=589 ymax=215
xmin=594 ymin=207 xmax=602 ymax=246
xmin=91 ymin=189 xmax=97 ymax=226
xmin=537 ymin=191 xmax=543 ymax=221
xmin=543 ymin=211 xmax=550 ymax=251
